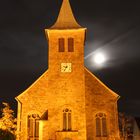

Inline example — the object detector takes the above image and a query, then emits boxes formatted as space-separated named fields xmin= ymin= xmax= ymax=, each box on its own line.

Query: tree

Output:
xmin=0 ymin=102 xmax=16 ymax=139
xmin=0 ymin=129 xmax=15 ymax=140
xmin=119 ymin=112 xmax=133 ymax=140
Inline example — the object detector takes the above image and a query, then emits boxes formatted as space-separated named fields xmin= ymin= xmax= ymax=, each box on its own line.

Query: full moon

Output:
xmin=93 ymin=53 xmax=106 ymax=64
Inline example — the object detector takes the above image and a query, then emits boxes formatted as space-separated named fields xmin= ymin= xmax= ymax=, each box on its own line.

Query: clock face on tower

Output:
xmin=61 ymin=63 xmax=72 ymax=72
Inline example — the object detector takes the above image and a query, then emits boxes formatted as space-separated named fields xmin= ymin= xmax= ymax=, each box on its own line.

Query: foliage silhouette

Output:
xmin=0 ymin=129 xmax=15 ymax=140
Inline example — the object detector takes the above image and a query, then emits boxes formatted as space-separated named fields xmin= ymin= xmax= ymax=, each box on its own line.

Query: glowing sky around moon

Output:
xmin=85 ymin=48 xmax=109 ymax=70
xmin=93 ymin=53 xmax=106 ymax=65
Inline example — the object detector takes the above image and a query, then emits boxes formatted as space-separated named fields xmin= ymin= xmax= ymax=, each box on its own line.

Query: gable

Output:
xmin=15 ymin=70 xmax=49 ymax=102
xmin=16 ymin=67 xmax=120 ymax=102
xmin=85 ymin=67 xmax=120 ymax=100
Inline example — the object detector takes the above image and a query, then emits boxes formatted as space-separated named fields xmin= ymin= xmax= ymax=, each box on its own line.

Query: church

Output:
xmin=16 ymin=0 xmax=120 ymax=140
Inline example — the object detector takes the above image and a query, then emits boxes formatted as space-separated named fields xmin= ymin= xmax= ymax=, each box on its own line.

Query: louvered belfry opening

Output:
xmin=28 ymin=114 xmax=40 ymax=140
xmin=68 ymin=38 xmax=74 ymax=52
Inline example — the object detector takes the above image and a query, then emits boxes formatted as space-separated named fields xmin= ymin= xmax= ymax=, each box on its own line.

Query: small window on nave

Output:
xmin=68 ymin=38 xmax=74 ymax=52
xmin=27 ymin=114 xmax=40 ymax=140
xmin=95 ymin=113 xmax=108 ymax=137
xmin=63 ymin=108 xmax=72 ymax=131
xmin=59 ymin=38 xmax=65 ymax=52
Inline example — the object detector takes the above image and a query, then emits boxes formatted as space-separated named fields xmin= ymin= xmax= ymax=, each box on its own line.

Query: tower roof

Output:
xmin=51 ymin=0 xmax=81 ymax=29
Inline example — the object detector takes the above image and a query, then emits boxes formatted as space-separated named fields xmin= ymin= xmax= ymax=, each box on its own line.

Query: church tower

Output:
xmin=16 ymin=0 xmax=120 ymax=140
xmin=45 ymin=0 xmax=87 ymax=139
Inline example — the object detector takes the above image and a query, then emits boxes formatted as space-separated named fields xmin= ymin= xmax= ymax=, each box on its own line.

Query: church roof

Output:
xmin=51 ymin=0 xmax=81 ymax=29
xmin=16 ymin=68 xmax=119 ymax=101
xmin=85 ymin=68 xmax=120 ymax=98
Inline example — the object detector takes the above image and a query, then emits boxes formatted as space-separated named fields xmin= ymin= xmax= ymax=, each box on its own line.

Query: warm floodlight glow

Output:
xmin=93 ymin=53 xmax=106 ymax=64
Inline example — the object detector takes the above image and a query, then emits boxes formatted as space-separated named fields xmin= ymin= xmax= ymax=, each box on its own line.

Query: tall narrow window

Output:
xmin=68 ymin=38 xmax=74 ymax=52
xmin=28 ymin=116 xmax=33 ymax=137
xmin=63 ymin=112 xmax=67 ymax=131
xmin=102 ymin=117 xmax=107 ymax=137
xmin=35 ymin=119 xmax=39 ymax=138
xmin=68 ymin=112 xmax=71 ymax=130
xmin=59 ymin=38 xmax=65 ymax=52
xmin=96 ymin=117 xmax=101 ymax=137
xmin=28 ymin=114 xmax=40 ymax=140
xmin=63 ymin=108 xmax=72 ymax=131
xmin=95 ymin=113 xmax=108 ymax=137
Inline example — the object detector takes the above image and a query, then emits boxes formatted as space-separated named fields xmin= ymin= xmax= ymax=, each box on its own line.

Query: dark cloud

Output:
xmin=0 ymin=0 xmax=140 ymax=116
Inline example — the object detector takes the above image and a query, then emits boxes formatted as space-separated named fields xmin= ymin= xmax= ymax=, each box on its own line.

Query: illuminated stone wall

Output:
xmin=85 ymin=69 xmax=120 ymax=140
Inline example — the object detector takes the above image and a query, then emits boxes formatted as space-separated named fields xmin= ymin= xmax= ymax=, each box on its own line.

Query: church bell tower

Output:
xmin=45 ymin=0 xmax=87 ymax=139
xmin=45 ymin=0 xmax=86 ymax=75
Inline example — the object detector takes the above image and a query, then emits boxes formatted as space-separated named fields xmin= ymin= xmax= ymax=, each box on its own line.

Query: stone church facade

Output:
xmin=16 ymin=0 xmax=120 ymax=140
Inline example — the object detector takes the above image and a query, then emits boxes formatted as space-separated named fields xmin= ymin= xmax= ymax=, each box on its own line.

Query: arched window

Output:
xmin=63 ymin=108 xmax=72 ymax=131
xmin=95 ymin=113 xmax=107 ymax=137
xmin=59 ymin=38 xmax=65 ymax=52
xmin=28 ymin=114 xmax=40 ymax=140
xmin=68 ymin=38 xmax=74 ymax=52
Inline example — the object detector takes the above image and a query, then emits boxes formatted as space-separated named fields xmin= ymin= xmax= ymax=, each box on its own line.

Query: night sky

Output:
xmin=0 ymin=0 xmax=140 ymax=117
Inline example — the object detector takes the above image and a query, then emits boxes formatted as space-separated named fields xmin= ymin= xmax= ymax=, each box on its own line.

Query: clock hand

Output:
xmin=64 ymin=66 xmax=68 ymax=71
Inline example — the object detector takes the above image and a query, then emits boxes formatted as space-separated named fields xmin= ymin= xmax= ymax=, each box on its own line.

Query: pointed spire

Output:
xmin=51 ymin=0 xmax=81 ymax=29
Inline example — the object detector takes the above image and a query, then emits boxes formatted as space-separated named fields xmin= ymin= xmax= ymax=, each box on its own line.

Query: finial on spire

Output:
xmin=51 ymin=0 xmax=81 ymax=29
